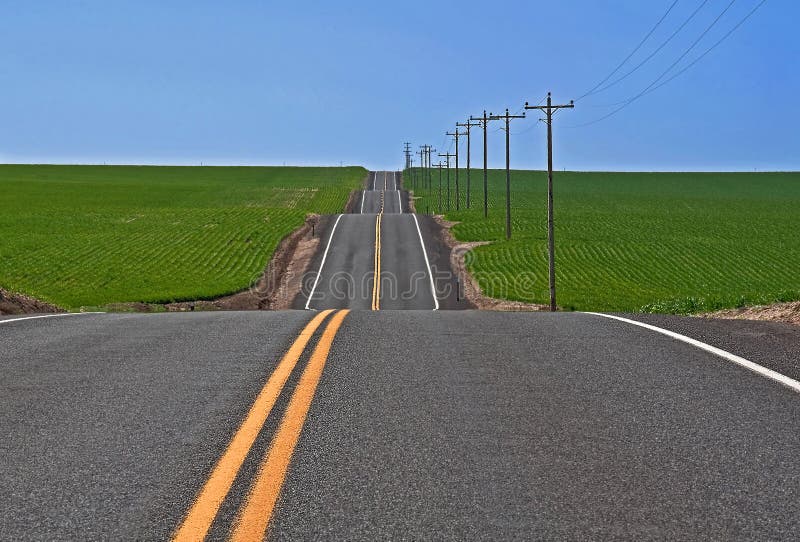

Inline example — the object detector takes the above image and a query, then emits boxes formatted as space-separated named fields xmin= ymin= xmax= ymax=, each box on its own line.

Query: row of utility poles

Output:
xmin=403 ymin=92 xmax=574 ymax=311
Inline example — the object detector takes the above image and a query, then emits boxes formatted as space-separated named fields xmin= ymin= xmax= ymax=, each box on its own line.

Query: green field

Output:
xmin=410 ymin=169 xmax=800 ymax=313
xmin=0 ymin=165 xmax=366 ymax=309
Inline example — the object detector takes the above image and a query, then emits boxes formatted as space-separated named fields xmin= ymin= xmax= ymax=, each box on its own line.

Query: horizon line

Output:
xmin=0 ymin=162 xmax=798 ymax=174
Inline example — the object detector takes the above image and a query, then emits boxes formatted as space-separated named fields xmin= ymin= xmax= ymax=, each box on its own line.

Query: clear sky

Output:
xmin=1 ymin=0 xmax=796 ymax=171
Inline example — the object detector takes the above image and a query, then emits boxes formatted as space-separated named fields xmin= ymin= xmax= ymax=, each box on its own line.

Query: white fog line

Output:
xmin=0 ymin=312 xmax=103 ymax=325
xmin=411 ymin=214 xmax=439 ymax=310
xmin=305 ymin=214 xmax=344 ymax=310
xmin=584 ymin=312 xmax=800 ymax=394
xmin=360 ymin=190 xmax=366 ymax=214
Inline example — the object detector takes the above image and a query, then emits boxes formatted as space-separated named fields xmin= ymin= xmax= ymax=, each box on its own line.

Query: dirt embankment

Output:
xmin=433 ymin=216 xmax=548 ymax=311
xmin=700 ymin=302 xmax=800 ymax=327
xmin=343 ymin=189 xmax=360 ymax=214
xmin=0 ymin=288 xmax=64 ymax=315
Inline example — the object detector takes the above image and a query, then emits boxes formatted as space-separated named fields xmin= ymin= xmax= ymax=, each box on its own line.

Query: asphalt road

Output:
xmin=296 ymin=171 xmax=469 ymax=310
xmin=1 ymin=310 xmax=798 ymax=540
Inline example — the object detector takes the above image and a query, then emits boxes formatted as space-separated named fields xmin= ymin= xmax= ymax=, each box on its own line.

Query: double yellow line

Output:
xmin=371 ymin=195 xmax=384 ymax=311
xmin=173 ymin=309 xmax=349 ymax=542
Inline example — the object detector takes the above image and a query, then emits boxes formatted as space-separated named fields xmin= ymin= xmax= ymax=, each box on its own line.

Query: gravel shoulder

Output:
xmin=700 ymin=301 xmax=800 ymax=327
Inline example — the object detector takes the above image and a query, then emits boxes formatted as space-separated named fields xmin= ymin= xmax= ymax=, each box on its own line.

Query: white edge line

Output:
xmin=394 ymin=171 xmax=398 ymax=191
xmin=584 ymin=312 xmax=800 ymax=394
xmin=360 ymin=188 xmax=366 ymax=214
xmin=0 ymin=312 xmax=103 ymax=325
xmin=305 ymin=214 xmax=344 ymax=310
xmin=412 ymin=214 xmax=439 ymax=311
xmin=397 ymin=186 xmax=402 ymax=213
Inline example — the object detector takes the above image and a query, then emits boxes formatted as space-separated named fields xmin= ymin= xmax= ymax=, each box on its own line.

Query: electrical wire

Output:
xmin=578 ymin=0 xmax=680 ymax=100
xmin=569 ymin=0 xmax=746 ymax=128
xmin=632 ymin=0 xmax=767 ymax=101
xmin=582 ymin=0 xmax=712 ymax=100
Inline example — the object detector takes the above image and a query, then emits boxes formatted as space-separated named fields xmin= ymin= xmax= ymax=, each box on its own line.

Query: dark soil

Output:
xmin=0 ymin=288 xmax=64 ymax=315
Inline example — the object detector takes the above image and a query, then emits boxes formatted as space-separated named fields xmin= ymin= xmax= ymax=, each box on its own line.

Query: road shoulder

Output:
xmin=618 ymin=313 xmax=800 ymax=383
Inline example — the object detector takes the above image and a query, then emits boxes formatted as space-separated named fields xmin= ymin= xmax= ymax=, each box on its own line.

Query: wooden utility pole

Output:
xmin=489 ymin=109 xmax=525 ymax=240
xmin=525 ymin=92 xmax=574 ymax=311
xmin=415 ymin=150 xmax=424 ymax=192
xmin=428 ymin=146 xmax=436 ymax=193
xmin=438 ymin=152 xmax=455 ymax=212
xmin=434 ymin=161 xmax=444 ymax=212
xmin=446 ymin=129 xmax=464 ymax=210
xmin=457 ymin=120 xmax=480 ymax=209
xmin=403 ymin=142 xmax=411 ymax=171
xmin=470 ymin=111 xmax=493 ymax=218
xmin=421 ymin=145 xmax=435 ymax=189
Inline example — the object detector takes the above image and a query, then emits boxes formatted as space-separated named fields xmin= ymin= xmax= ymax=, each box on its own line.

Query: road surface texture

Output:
xmin=1 ymin=310 xmax=798 ymax=540
xmin=1 ymin=172 xmax=798 ymax=540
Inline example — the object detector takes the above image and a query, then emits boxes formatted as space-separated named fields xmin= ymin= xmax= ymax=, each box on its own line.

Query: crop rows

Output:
xmin=0 ymin=165 xmax=366 ymax=309
xmin=413 ymin=169 xmax=800 ymax=312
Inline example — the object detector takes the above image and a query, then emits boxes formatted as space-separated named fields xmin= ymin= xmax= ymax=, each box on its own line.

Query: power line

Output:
xmin=631 ymin=0 xmax=768 ymax=101
xmin=570 ymin=0 xmax=745 ymax=128
xmin=580 ymin=0 xmax=712 ymax=100
xmin=578 ymin=0 xmax=680 ymax=100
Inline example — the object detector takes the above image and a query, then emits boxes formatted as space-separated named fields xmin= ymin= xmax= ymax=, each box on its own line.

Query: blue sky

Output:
xmin=1 ymin=0 xmax=796 ymax=171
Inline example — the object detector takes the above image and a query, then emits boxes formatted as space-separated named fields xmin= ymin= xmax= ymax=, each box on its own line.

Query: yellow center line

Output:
xmin=229 ymin=309 xmax=351 ymax=542
xmin=171 ymin=309 xmax=335 ymax=542
xmin=371 ymin=212 xmax=382 ymax=310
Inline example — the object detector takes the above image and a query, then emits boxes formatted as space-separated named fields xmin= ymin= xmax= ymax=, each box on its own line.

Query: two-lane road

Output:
xmin=297 ymin=171 xmax=466 ymax=311
xmin=358 ymin=171 xmax=404 ymax=214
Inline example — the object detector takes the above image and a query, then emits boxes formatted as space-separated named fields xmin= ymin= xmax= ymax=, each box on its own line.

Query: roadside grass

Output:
xmin=0 ymin=165 xmax=366 ymax=309
xmin=409 ymin=169 xmax=800 ymax=313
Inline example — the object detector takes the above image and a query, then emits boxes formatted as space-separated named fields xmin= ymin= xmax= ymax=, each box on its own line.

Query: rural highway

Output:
xmin=295 ymin=171 xmax=467 ymax=311
xmin=1 ymin=172 xmax=799 ymax=540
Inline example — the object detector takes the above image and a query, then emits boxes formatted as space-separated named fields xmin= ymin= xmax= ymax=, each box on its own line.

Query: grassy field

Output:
xmin=410 ymin=169 xmax=800 ymax=313
xmin=0 ymin=165 xmax=366 ymax=309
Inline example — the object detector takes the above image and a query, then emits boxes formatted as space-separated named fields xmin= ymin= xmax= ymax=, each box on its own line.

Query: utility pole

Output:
xmin=438 ymin=152 xmax=455 ymax=212
xmin=422 ymin=145 xmax=430 ymax=192
xmin=488 ymin=108 xmax=526 ymax=240
xmin=420 ymin=145 xmax=430 ymax=190
xmin=525 ymin=92 xmax=574 ymax=312
xmin=434 ymin=161 xmax=444 ymax=213
xmin=470 ymin=111 xmax=492 ymax=218
xmin=427 ymin=146 xmax=436 ymax=193
xmin=457 ymin=120 xmax=480 ymax=209
xmin=403 ymin=142 xmax=411 ymax=171
xmin=415 ymin=150 xmax=425 ymax=194
xmin=446 ymin=129 xmax=464 ymax=210
xmin=420 ymin=145 xmax=435 ymax=210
